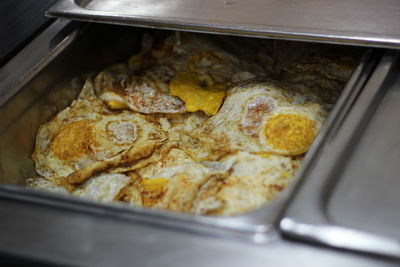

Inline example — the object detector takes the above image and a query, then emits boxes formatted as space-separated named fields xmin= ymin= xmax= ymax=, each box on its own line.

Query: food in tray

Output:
xmin=26 ymin=31 xmax=358 ymax=216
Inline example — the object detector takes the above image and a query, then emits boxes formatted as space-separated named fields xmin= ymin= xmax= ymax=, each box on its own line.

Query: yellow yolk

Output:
xmin=100 ymin=91 xmax=129 ymax=109
xmin=51 ymin=120 xmax=97 ymax=160
xmin=257 ymin=152 xmax=273 ymax=158
xmin=264 ymin=113 xmax=316 ymax=155
xmin=128 ymin=52 xmax=144 ymax=69
xmin=141 ymin=178 xmax=168 ymax=207
xmin=170 ymin=71 xmax=226 ymax=116
xmin=107 ymin=100 xmax=129 ymax=109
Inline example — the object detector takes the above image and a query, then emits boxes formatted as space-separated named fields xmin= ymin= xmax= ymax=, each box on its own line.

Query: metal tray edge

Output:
xmin=46 ymin=0 xmax=400 ymax=49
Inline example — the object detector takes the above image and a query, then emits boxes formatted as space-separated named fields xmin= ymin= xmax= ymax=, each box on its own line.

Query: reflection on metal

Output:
xmin=47 ymin=0 xmax=400 ymax=48
xmin=281 ymin=219 xmax=400 ymax=259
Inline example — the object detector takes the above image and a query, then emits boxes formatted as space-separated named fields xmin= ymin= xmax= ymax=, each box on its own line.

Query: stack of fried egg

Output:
xmin=27 ymin=31 xmax=357 ymax=216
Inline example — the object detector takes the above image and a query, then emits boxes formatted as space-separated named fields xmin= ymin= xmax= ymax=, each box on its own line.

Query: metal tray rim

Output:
xmin=47 ymin=0 xmax=400 ymax=49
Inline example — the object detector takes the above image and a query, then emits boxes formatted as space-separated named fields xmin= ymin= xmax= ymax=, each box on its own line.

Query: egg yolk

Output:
xmin=128 ymin=52 xmax=144 ymax=69
xmin=141 ymin=177 xmax=168 ymax=207
xmin=170 ymin=71 xmax=226 ymax=116
xmin=257 ymin=152 xmax=272 ymax=158
xmin=100 ymin=91 xmax=129 ymax=110
xmin=264 ymin=114 xmax=316 ymax=155
xmin=107 ymin=100 xmax=129 ymax=109
xmin=51 ymin=120 xmax=97 ymax=160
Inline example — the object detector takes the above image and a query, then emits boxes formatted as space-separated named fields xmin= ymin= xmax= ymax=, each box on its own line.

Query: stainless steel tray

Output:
xmin=281 ymin=51 xmax=400 ymax=259
xmin=47 ymin=0 xmax=400 ymax=49
xmin=1 ymin=19 xmax=399 ymax=266
xmin=0 ymin=19 xmax=373 ymax=238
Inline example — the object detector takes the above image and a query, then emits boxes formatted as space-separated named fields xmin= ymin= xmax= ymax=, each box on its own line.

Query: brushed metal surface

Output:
xmin=0 ymin=198 xmax=398 ymax=266
xmin=47 ymin=0 xmax=400 ymax=49
xmin=281 ymin=51 xmax=400 ymax=258
xmin=328 ymin=62 xmax=400 ymax=236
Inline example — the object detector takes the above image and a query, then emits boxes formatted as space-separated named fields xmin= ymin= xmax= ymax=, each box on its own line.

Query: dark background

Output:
xmin=0 ymin=0 xmax=56 ymax=67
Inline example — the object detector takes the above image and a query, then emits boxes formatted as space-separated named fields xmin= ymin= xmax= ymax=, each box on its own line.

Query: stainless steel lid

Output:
xmin=47 ymin=0 xmax=400 ymax=49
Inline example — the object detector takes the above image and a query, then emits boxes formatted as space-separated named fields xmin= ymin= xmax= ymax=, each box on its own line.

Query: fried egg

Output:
xmin=95 ymin=64 xmax=187 ymax=114
xmin=118 ymin=150 xmax=297 ymax=215
xmin=73 ymin=173 xmax=130 ymax=201
xmin=140 ymin=155 xmax=223 ymax=213
xmin=170 ymin=70 xmax=226 ymax=116
xmin=26 ymin=177 xmax=69 ymax=195
xmin=32 ymin=79 xmax=167 ymax=185
xmin=169 ymin=49 xmax=245 ymax=115
xmin=197 ymin=80 xmax=326 ymax=156
xmin=95 ymin=32 xmax=260 ymax=116
xmin=106 ymin=146 xmax=208 ymax=212
xmin=280 ymin=52 xmax=358 ymax=106
xmin=191 ymin=152 xmax=296 ymax=216
xmin=27 ymin=173 xmax=131 ymax=202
